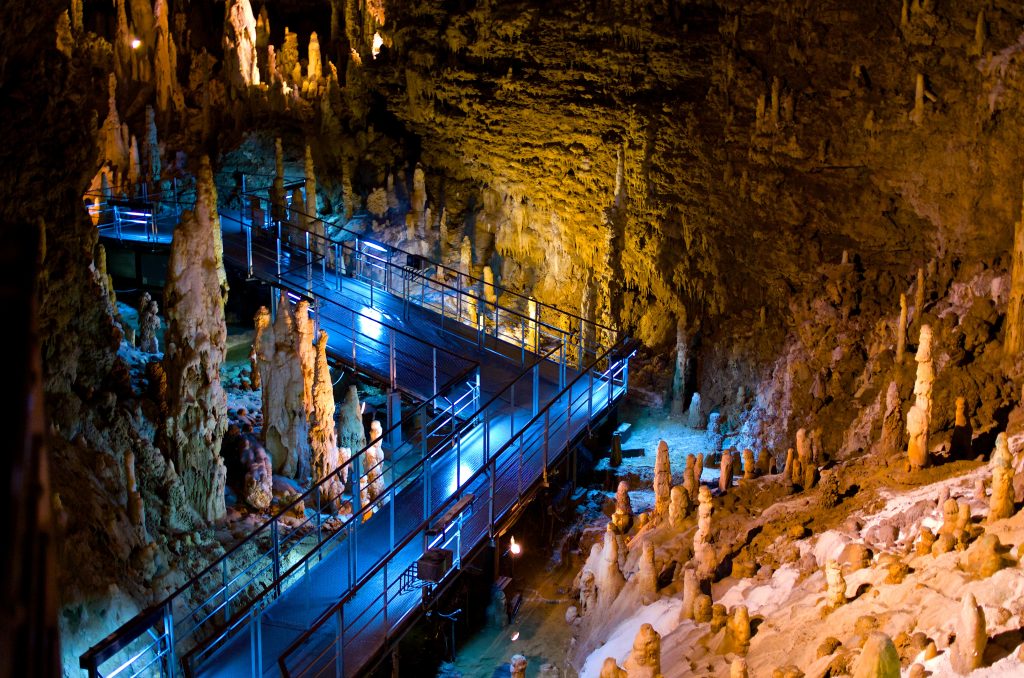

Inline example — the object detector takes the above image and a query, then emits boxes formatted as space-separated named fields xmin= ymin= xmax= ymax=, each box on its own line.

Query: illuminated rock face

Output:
xmin=161 ymin=157 xmax=228 ymax=523
xmin=223 ymin=0 xmax=260 ymax=89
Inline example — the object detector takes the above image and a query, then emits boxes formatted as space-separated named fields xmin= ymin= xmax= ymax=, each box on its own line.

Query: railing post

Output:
xmin=222 ymin=558 xmax=230 ymax=625
xmin=336 ymin=605 xmax=345 ymax=678
xmin=305 ymin=231 xmax=312 ymax=291
xmin=532 ymin=364 xmax=539 ymax=416
xmin=432 ymin=348 xmax=437 ymax=396
xmin=276 ymin=222 xmax=282 ymax=276
xmin=542 ymin=409 xmax=550 ymax=486
xmin=335 ymin=243 xmax=342 ymax=291
xmin=389 ymin=330 xmax=397 ymax=391
xmin=271 ymin=519 xmax=281 ymax=596
xmin=351 ymin=313 xmax=357 ymax=366
xmin=246 ymin=223 xmax=253 ymax=278
xmin=588 ymin=369 xmax=594 ymax=420
xmin=510 ymin=384 xmax=515 ymax=439
xmin=163 ymin=602 xmax=176 ymax=678
xmin=423 ymin=453 xmax=432 ymax=517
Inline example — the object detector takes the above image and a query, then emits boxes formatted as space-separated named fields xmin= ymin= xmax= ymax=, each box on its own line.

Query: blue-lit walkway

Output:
xmin=81 ymin=190 xmax=631 ymax=678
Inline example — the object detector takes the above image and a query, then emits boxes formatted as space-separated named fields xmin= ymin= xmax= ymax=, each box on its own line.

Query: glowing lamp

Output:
xmin=372 ymin=32 xmax=383 ymax=58
xmin=509 ymin=535 xmax=521 ymax=555
xmin=131 ymin=38 xmax=141 ymax=50
xmin=511 ymin=631 xmax=520 ymax=641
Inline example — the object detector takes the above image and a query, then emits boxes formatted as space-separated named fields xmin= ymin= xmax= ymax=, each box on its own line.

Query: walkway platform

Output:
xmin=80 ymin=184 xmax=632 ymax=678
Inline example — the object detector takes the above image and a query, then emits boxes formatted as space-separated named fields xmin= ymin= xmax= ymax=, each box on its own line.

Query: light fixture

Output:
xmin=362 ymin=239 xmax=388 ymax=253
xmin=372 ymin=32 xmax=383 ymax=58
xmin=510 ymin=631 xmax=520 ymax=641
xmin=509 ymin=535 xmax=521 ymax=555
xmin=131 ymin=38 xmax=141 ymax=50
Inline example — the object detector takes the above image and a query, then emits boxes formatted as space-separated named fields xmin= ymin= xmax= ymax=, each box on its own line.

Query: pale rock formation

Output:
xmin=653 ymin=440 xmax=671 ymax=521
xmin=271 ymin=138 xmax=286 ymax=222
xmin=579 ymin=569 xmax=597 ymax=616
xmin=337 ymin=385 xmax=364 ymax=484
xmin=796 ymin=428 xmax=812 ymax=468
xmin=637 ymin=541 xmax=658 ymax=605
xmin=249 ymin=306 xmax=270 ymax=390
xmin=306 ymin=32 xmax=322 ymax=86
xmin=989 ymin=433 xmax=1015 ymax=521
xmin=679 ymin=566 xmax=699 ymax=620
xmin=694 ymin=485 xmax=716 ymax=581
xmin=263 ymin=295 xmax=311 ymax=478
xmin=742 ymin=448 xmax=756 ymax=480
xmin=724 ymin=605 xmax=751 ymax=655
xmin=1006 ymin=181 xmax=1024 ymax=357
xmin=525 ymin=297 xmax=538 ymax=351
xmin=852 ymin=632 xmax=900 ymax=678
xmin=138 ymin=299 xmax=160 ymax=353
xmin=683 ymin=454 xmax=698 ymax=499
xmin=611 ymin=480 xmax=633 ymax=533
xmin=361 ymin=419 xmax=386 ymax=508
xmin=671 ymin=313 xmax=689 ymax=416
xmin=623 ymin=623 xmax=661 ymax=678
xmin=294 ymin=300 xmax=316 ymax=418
xmin=152 ymin=0 xmax=181 ymax=118
xmin=687 ymin=392 xmax=702 ymax=428
xmin=896 ymin=293 xmax=908 ymax=363
xmin=825 ymin=559 xmax=847 ymax=608
xmin=598 ymin=524 xmax=625 ymax=608
xmin=693 ymin=593 xmax=713 ymax=623
xmin=124 ymin=450 xmax=143 ymax=528
xmin=720 ymin=449 xmax=734 ymax=492
xmin=906 ymin=325 xmax=934 ymax=470
xmin=460 ymin=235 xmax=472 ymax=274
xmin=911 ymin=72 xmax=925 ymax=125
xmin=483 ymin=265 xmax=497 ymax=308
xmin=304 ymin=145 xmax=325 ymax=252
xmin=510 ymin=654 xmax=527 ymax=678
xmin=56 ymin=10 xmax=73 ymax=57
xmin=598 ymin=658 xmax=626 ymax=678
xmin=731 ymin=658 xmax=749 ymax=678
xmin=161 ymin=156 xmax=228 ymax=523
xmin=241 ymin=438 xmax=273 ymax=511
xmin=669 ymin=485 xmax=689 ymax=528
xmin=783 ymin=447 xmax=796 ymax=484
xmin=223 ymin=0 xmax=260 ymax=88
xmin=412 ymin=164 xmax=427 ymax=219
xmin=310 ymin=331 xmax=344 ymax=508
xmin=951 ymin=593 xmax=986 ymax=674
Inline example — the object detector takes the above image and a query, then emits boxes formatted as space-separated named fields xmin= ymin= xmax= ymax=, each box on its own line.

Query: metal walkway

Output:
xmin=80 ymin=182 xmax=632 ymax=678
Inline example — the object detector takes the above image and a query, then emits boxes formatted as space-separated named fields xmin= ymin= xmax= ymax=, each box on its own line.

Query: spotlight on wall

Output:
xmin=372 ymin=32 xmax=383 ymax=58
xmin=131 ymin=38 xmax=141 ymax=49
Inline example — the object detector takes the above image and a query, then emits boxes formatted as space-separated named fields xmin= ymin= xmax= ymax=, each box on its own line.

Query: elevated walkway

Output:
xmin=81 ymin=181 xmax=633 ymax=678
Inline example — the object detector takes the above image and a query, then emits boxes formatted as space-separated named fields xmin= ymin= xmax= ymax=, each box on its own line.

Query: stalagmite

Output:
xmin=310 ymin=330 xmax=344 ymax=507
xmin=510 ymin=654 xmax=527 ymax=678
xmin=412 ymin=165 xmax=427 ymax=219
xmin=623 ymin=623 xmax=662 ymax=678
xmin=223 ymin=0 xmax=260 ymax=88
xmin=911 ymin=73 xmax=925 ymax=125
xmin=906 ymin=325 xmax=933 ymax=470
xmin=250 ymin=306 xmax=270 ymax=390
xmin=914 ymin=266 xmax=926 ymax=329
xmin=783 ymin=447 xmax=796 ymax=484
xmin=989 ymin=432 xmax=1015 ymax=521
xmin=483 ymin=265 xmax=497 ymax=308
xmin=679 ymin=566 xmax=698 ymax=620
xmin=693 ymin=594 xmax=712 ymax=623
xmin=669 ymin=485 xmax=689 ymax=528
xmin=653 ymin=440 xmax=671 ymax=521
xmin=725 ymin=605 xmax=751 ymax=655
xmin=852 ymin=632 xmax=900 ymax=678
xmin=972 ymin=10 xmax=986 ymax=57
xmin=263 ymin=295 xmax=310 ymax=478
xmin=271 ymin=138 xmax=286 ymax=222
xmin=337 ymin=385 xmax=364 ymax=483
xmin=683 ymin=454 xmax=698 ymax=499
xmin=304 ymin=145 xmax=325 ymax=253
xmin=579 ymin=569 xmax=596 ymax=616
xmin=742 ymin=449 xmax=755 ymax=480
xmin=525 ymin=297 xmax=538 ymax=352
xmin=1005 ymin=181 xmax=1024 ymax=357
xmin=307 ymin=32 xmax=322 ymax=83
xmin=241 ymin=438 xmax=273 ymax=511
xmin=598 ymin=524 xmax=625 ymax=608
xmin=825 ymin=559 xmax=846 ymax=608
xmin=694 ymin=485 xmax=716 ymax=581
xmin=138 ymin=299 xmax=160 ymax=353
xmin=896 ymin=293 xmax=907 ymax=363
xmin=162 ymin=156 xmax=228 ymax=523
xmin=361 ymin=420 xmax=386 ymax=509
xmin=951 ymin=593 xmax=986 ymax=674
xmin=687 ymin=392 xmax=702 ymax=428
xmin=460 ymin=235 xmax=472 ymax=274
xmin=598 ymin=658 xmax=626 ymax=678
xmin=719 ymin=449 xmax=734 ymax=492
xmin=637 ymin=541 xmax=658 ymax=604
xmin=671 ymin=313 xmax=688 ymax=416
xmin=731 ymin=658 xmax=749 ymax=678
xmin=125 ymin=450 xmax=143 ymax=527
xmin=612 ymin=480 xmax=633 ymax=533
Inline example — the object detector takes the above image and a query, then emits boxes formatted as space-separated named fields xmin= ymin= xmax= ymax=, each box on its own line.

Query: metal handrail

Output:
xmin=277 ymin=335 xmax=631 ymax=676
xmin=179 ymin=342 xmax=562 ymax=673
xmin=243 ymin=185 xmax=618 ymax=340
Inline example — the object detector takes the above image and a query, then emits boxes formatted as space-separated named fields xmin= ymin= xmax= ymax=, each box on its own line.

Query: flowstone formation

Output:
xmin=161 ymin=157 xmax=228 ymax=524
xmin=261 ymin=295 xmax=311 ymax=479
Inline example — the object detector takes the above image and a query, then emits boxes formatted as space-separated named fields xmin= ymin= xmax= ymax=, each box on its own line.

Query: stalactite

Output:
xmin=1004 ymin=182 xmax=1024 ymax=358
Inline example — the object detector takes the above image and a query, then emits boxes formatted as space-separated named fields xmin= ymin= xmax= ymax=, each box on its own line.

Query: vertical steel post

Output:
xmin=245 ymin=222 xmax=253 ymax=278
xmin=432 ymin=348 xmax=437 ymax=396
xmin=532 ymin=364 xmax=539 ymax=416
xmin=271 ymin=519 xmax=281 ymax=596
xmin=542 ymin=409 xmax=550 ymax=486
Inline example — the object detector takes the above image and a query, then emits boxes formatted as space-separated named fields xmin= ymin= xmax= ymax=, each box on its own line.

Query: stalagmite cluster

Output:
xmin=310 ymin=331 xmax=344 ymax=507
xmin=261 ymin=296 xmax=312 ymax=479
xmin=622 ymin=623 xmax=662 ymax=678
xmin=694 ymin=485 xmax=716 ymax=581
xmin=161 ymin=157 xmax=228 ymax=523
